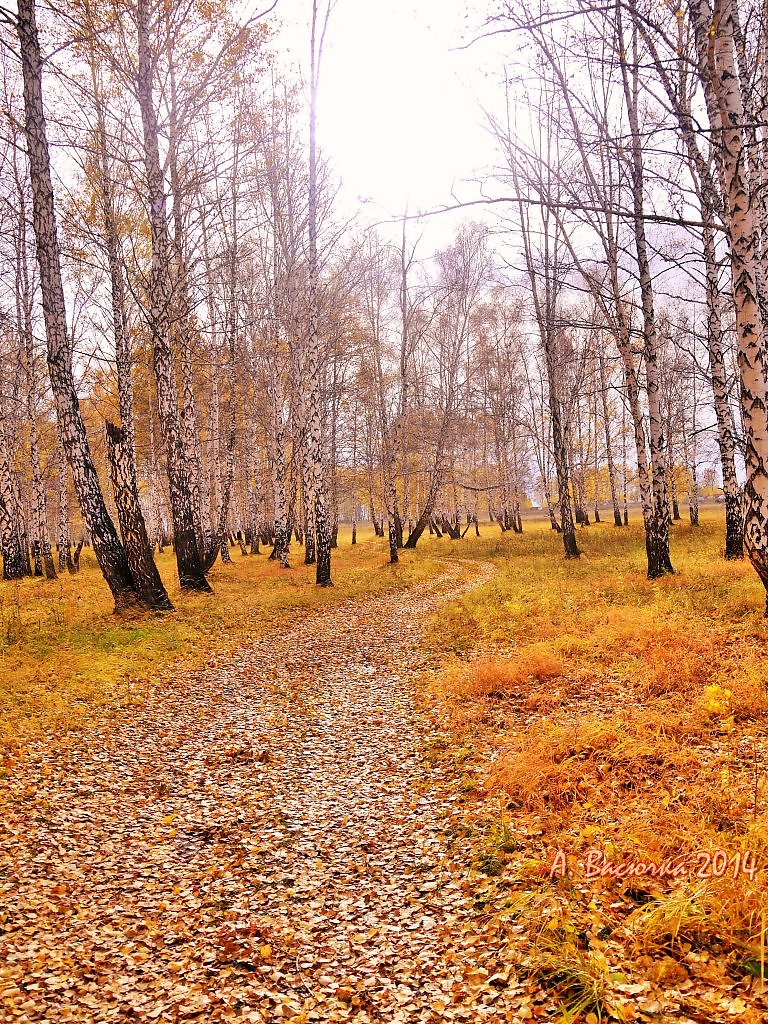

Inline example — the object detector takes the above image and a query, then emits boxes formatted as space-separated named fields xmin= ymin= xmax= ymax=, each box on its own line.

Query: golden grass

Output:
xmin=0 ymin=524 xmax=443 ymax=748
xmin=443 ymin=648 xmax=564 ymax=701
xmin=426 ymin=507 xmax=768 ymax=994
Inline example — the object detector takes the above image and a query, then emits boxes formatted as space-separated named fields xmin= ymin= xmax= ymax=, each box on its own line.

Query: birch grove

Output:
xmin=0 ymin=0 xmax=767 ymax=612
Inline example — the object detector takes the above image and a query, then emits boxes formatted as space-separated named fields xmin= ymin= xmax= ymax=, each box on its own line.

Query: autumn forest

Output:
xmin=1 ymin=0 xmax=768 ymax=1021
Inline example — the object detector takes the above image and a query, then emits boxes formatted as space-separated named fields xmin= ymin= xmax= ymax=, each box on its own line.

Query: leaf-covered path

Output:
xmin=1 ymin=560 xmax=528 ymax=1023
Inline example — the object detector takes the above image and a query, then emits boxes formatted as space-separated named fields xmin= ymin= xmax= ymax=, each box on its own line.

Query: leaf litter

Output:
xmin=0 ymin=561 xmax=542 ymax=1023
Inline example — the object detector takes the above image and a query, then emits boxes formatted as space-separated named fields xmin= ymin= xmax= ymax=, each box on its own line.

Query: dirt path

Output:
xmin=0 ymin=559 xmax=534 ymax=1024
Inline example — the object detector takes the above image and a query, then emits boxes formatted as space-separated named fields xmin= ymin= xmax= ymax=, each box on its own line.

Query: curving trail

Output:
xmin=0 ymin=560 xmax=533 ymax=1024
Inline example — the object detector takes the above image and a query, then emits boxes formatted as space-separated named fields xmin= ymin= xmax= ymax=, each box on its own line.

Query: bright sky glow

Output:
xmin=272 ymin=0 xmax=498 ymax=225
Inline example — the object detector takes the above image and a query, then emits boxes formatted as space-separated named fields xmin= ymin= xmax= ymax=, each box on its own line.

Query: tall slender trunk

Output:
xmin=641 ymin=6 xmax=743 ymax=556
xmin=301 ymin=426 xmax=316 ymax=564
xmin=88 ymin=31 xmax=167 ymax=606
xmin=511 ymin=159 xmax=579 ymax=557
xmin=209 ymin=305 xmax=238 ymax=570
xmin=666 ymin=410 xmax=681 ymax=521
xmin=86 ymin=29 xmax=136 ymax=466
xmin=135 ymin=0 xmax=210 ymax=592
xmin=16 ymin=0 xmax=145 ymax=611
xmin=180 ymin=334 xmax=206 ymax=554
xmin=598 ymin=348 xmax=623 ymax=526
xmin=307 ymin=0 xmax=332 ymax=585
xmin=372 ymin=328 xmax=400 ymax=562
xmin=56 ymin=440 xmax=73 ymax=571
xmin=621 ymin=397 xmax=630 ymax=525
xmin=682 ymin=386 xmax=701 ymax=527
xmin=703 ymin=205 xmax=745 ymax=557
xmin=367 ymin=484 xmax=382 ymax=536
xmin=592 ymin=385 xmax=601 ymax=523
xmin=167 ymin=16 xmax=207 ymax=558
xmin=28 ymin=416 xmax=56 ymax=579
xmin=618 ymin=0 xmax=673 ymax=577
xmin=574 ymin=402 xmax=590 ymax=526
xmin=351 ymin=411 xmax=358 ymax=546
xmin=147 ymin=400 xmax=162 ymax=550
xmin=247 ymin=407 xmax=262 ymax=555
xmin=543 ymin=345 xmax=577 ymax=555
xmin=691 ymin=0 xmax=768 ymax=605
xmin=269 ymin=397 xmax=290 ymax=568
xmin=15 ymin=134 xmax=56 ymax=580
xmin=0 ymin=406 xmax=27 ymax=580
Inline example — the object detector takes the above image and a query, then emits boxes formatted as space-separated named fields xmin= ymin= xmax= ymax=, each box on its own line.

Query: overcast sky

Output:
xmin=268 ymin=0 xmax=502 ymax=237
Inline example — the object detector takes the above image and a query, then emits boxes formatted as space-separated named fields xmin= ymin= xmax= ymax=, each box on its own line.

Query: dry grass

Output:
xmin=425 ymin=508 xmax=768 ymax=1011
xmin=443 ymin=648 xmax=564 ymax=701
xmin=0 ymin=524 xmax=442 ymax=748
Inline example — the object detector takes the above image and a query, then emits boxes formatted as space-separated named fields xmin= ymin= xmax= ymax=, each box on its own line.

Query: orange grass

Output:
xmin=425 ymin=507 xmax=768 ymax=993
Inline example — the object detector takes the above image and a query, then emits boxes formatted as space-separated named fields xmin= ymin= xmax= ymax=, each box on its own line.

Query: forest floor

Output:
xmin=0 ymin=529 xmax=442 ymax=747
xmin=1 ymin=514 xmax=768 ymax=1023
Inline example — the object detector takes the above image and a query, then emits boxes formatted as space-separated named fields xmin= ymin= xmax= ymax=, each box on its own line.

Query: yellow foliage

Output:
xmin=700 ymin=682 xmax=733 ymax=717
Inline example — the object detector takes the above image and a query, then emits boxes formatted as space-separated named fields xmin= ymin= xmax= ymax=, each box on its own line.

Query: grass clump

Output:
xmin=444 ymin=649 xmax=564 ymax=701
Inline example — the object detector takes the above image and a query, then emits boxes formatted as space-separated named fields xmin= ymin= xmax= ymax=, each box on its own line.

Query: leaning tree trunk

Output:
xmin=106 ymin=423 xmax=173 ymax=611
xmin=404 ymin=410 xmax=452 ymax=549
xmin=135 ymin=0 xmax=210 ymax=593
xmin=16 ymin=0 xmax=147 ymax=611
xmin=692 ymin=0 xmax=768 ymax=608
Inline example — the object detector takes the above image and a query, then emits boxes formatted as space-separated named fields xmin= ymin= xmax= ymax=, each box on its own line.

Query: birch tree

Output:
xmin=10 ymin=0 xmax=164 ymax=612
